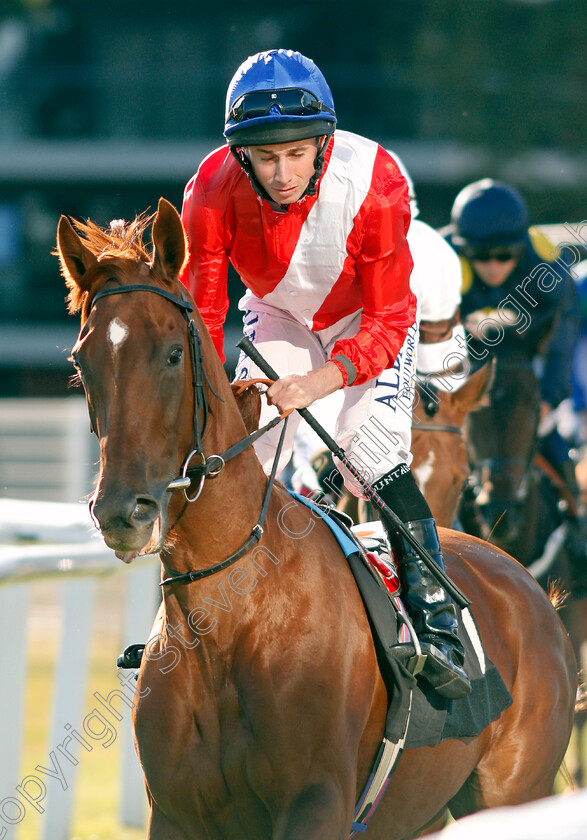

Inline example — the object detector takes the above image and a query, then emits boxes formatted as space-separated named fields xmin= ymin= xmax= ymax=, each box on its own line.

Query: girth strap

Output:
xmin=349 ymin=719 xmax=411 ymax=838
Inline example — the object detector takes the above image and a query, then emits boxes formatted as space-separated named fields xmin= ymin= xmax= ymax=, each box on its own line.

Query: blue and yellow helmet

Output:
xmin=450 ymin=179 xmax=529 ymax=250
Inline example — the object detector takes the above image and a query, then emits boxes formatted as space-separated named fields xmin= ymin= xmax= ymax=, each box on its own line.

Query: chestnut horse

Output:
xmin=408 ymin=365 xmax=492 ymax=527
xmin=56 ymin=199 xmax=576 ymax=840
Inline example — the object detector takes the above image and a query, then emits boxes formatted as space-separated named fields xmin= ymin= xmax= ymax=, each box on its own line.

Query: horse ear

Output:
xmin=452 ymin=359 xmax=495 ymax=416
xmin=151 ymin=197 xmax=188 ymax=281
xmin=55 ymin=215 xmax=97 ymax=292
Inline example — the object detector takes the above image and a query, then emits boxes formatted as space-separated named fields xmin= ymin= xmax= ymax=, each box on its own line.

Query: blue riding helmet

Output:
xmin=224 ymin=49 xmax=337 ymax=147
xmin=450 ymin=179 xmax=529 ymax=250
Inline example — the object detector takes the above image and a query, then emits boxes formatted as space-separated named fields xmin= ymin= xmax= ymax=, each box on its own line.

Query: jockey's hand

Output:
xmin=267 ymin=362 xmax=344 ymax=414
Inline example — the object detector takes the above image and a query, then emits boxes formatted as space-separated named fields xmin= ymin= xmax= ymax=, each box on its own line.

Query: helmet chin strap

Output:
xmin=304 ymin=134 xmax=331 ymax=196
xmin=230 ymin=146 xmax=278 ymax=206
xmin=230 ymin=133 xmax=332 ymax=209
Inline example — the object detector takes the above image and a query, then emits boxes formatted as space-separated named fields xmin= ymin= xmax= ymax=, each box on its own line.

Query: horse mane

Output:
xmin=61 ymin=211 xmax=155 ymax=314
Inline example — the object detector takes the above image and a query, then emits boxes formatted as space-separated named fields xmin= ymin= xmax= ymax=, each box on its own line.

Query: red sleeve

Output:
xmin=329 ymin=148 xmax=416 ymax=385
xmin=179 ymin=150 xmax=231 ymax=362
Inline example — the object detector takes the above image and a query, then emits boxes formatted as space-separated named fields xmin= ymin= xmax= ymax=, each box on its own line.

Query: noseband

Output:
xmin=412 ymin=422 xmax=462 ymax=435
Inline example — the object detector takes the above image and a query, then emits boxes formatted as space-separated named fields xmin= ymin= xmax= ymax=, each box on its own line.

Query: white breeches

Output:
xmin=233 ymin=303 xmax=419 ymax=497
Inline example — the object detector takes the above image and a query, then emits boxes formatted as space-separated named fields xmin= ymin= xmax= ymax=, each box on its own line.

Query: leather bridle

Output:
xmin=85 ymin=282 xmax=287 ymax=583
xmin=412 ymin=383 xmax=462 ymax=436
xmin=90 ymin=283 xmax=216 ymax=500
xmin=413 ymin=422 xmax=462 ymax=435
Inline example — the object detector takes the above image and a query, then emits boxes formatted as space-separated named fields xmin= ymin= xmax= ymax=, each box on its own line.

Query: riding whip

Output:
xmin=236 ymin=336 xmax=470 ymax=608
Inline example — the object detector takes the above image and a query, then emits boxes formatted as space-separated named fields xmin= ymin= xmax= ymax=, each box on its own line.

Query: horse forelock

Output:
xmin=75 ymin=211 xmax=154 ymax=262
xmin=67 ymin=211 xmax=164 ymax=321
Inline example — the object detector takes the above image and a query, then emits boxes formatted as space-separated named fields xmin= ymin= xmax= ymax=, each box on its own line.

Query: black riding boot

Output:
xmin=373 ymin=465 xmax=472 ymax=699
xmin=396 ymin=518 xmax=471 ymax=699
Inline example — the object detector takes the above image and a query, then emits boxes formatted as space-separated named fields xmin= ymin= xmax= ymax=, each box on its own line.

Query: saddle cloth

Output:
xmin=291 ymin=494 xmax=513 ymax=747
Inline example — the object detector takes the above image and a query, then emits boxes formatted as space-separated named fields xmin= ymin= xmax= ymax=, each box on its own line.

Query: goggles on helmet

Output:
xmin=229 ymin=88 xmax=336 ymax=124
xmin=462 ymin=244 xmax=524 ymax=263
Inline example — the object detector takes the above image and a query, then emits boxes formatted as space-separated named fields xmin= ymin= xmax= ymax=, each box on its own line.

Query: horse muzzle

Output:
xmin=90 ymin=490 xmax=169 ymax=563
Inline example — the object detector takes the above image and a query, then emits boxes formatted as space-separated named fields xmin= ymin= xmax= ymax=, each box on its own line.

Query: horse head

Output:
xmin=56 ymin=198 xmax=236 ymax=562
xmin=410 ymin=361 xmax=493 ymax=527
xmin=464 ymin=356 xmax=540 ymax=545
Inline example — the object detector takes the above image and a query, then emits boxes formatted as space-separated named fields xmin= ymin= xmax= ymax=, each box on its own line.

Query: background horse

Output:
xmin=56 ymin=198 xmax=577 ymax=840
xmin=459 ymin=353 xmax=587 ymax=784
xmin=312 ymin=365 xmax=492 ymax=529
xmin=458 ymin=353 xmax=584 ymax=601
xmin=409 ymin=365 xmax=492 ymax=527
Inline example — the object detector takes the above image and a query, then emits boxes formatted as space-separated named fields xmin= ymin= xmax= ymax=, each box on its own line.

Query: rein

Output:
xmin=88 ymin=282 xmax=288 ymax=584
xmin=160 ymin=416 xmax=289 ymax=586
xmin=533 ymin=453 xmax=578 ymax=517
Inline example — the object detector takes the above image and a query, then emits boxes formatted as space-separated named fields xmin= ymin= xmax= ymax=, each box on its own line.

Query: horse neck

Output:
xmin=160 ymin=389 xmax=282 ymax=683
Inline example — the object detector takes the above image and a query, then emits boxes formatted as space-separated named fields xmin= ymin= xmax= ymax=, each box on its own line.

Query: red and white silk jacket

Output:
xmin=180 ymin=129 xmax=416 ymax=386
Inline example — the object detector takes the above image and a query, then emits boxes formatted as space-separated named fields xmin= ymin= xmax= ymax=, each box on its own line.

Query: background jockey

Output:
xmin=291 ymin=152 xmax=467 ymax=505
xmin=179 ymin=48 xmax=471 ymax=699
xmin=442 ymin=178 xmax=587 ymax=596
xmin=571 ymin=259 xmax=587 ymax=447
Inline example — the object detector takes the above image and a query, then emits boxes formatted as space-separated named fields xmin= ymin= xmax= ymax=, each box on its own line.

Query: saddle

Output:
xmin=118 ymin=492 xmax=512 ymax=746
xmin=289 ymin=494 xmax=514 ymax=837
xmin=291 ymin=494 xmax=513 ymax=748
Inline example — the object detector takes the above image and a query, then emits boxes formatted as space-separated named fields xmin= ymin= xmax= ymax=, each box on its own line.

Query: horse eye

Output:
xmin=168 ymin=348 xmax=183 ymax=366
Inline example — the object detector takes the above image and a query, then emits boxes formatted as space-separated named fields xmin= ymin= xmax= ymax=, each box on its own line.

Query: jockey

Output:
xmin=179 ymin=48 xmax=471 ymax=699
xmin=443 ymin=178 xmax=587 ymax=595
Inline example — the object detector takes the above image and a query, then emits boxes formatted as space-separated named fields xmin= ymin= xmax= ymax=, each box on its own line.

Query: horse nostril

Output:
xmin=131 ymin=496 xmax=160 ymax=525
xmin=91 ymin=491 xmax=161 ymax=534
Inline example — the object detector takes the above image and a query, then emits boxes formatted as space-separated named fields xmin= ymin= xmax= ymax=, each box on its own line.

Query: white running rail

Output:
xmin=0 ymin=499 xmax=159 ymax=840
xmin=0 ymin=398 xmax=158 ymax=839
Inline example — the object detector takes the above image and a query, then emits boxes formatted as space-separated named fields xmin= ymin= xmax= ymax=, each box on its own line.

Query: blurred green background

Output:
xmin=18 ymin=575 xmax=147 ymax=840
